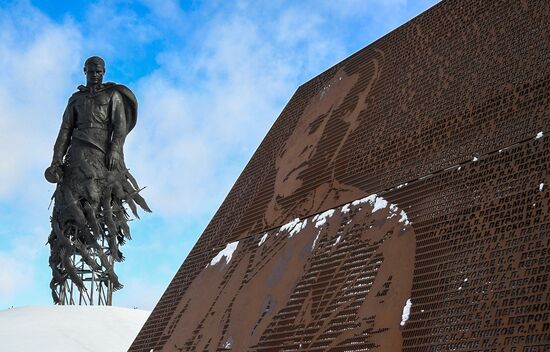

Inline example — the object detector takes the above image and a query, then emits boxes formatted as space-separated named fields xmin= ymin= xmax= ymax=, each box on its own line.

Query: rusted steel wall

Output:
xmin=130 ymin=0 xmax=549 ymax=350
xmin=160 ymin=196 xmax=416 ymax=350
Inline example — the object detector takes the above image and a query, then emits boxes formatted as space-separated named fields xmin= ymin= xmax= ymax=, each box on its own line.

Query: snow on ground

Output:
xmin=0 ymin=305 xmax=149 ymax=352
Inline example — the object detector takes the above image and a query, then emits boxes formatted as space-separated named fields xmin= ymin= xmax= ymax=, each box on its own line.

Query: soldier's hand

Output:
xmin=107 ymin=150 xmax=122 ymax=170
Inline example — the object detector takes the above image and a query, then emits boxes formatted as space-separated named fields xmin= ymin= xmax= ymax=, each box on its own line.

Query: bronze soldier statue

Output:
xmin=45 ymin=56 xmax=150 ymax=304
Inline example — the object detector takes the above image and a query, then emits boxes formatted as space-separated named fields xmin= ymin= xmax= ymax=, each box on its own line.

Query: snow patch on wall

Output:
xmin=270 ymin=193 xmax=413 ymax=254
xmin=311 ymin=232 xmax=320 ymax=250
xmin=210 ymin=241 xmax=239 ymax=266
xmin=258 ymin=233 xmax=268 ymax=247
xmin=313 ymin=209 xmax=335 ymax=228
xmin=223 ymin=336 xmax=233 ymax=349
xmin=329 ymin=194 xmax=412 ymax=229
xmin=281 ymin=218 xmax=301 ymax=232
xmin=279 ymin=217 xmax=310 ymax=237
xmin=286 ymin=219 xmax=307 ymax=238
xmin=372 ymin=197 xmax=388 ymax=212
xmin=399 ymin=210 xmax=410 ymax=225
xmin=351 ymin=194 xmax=377 ymax=206
xmin=400 ymin=298 xmax=412 ymax=326
xmin=342 ymin=194 xmax=411 ymax=226
xmin=341 ymin=203 xmax=351 ymax=214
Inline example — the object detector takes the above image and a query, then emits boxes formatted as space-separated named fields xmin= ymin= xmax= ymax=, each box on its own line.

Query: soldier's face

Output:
xmin=84 ymin=64 xmax=105 ymax=85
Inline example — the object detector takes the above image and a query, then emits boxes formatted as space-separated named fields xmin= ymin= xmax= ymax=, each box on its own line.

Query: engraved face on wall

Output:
xmin=163 ymin=194 xmax=415 ymax=351
xmin=264 ymin=50 xmax=385 ymax=228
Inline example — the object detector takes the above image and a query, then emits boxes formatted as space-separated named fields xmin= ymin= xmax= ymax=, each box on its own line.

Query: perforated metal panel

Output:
xmin=130 ymin=0 xmax=550 ymax=350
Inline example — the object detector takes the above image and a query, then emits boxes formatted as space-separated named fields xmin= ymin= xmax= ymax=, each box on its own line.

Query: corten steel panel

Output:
xmin=130 ymin=0 xmax=549 ymax=350
xmin=161 ymin=196 xmax=416 ymax=351
xmin=137 ymin=136 xmax=550 ymax=351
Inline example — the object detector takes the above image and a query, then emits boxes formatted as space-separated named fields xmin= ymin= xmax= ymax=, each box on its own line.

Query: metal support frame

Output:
xmin=57 ymin=242 xmax=114 ymax=306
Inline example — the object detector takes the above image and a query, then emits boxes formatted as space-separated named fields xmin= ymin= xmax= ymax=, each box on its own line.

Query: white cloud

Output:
xmin=125 ymin=5 xmax=349 ymax=217
xmin=275 ymin=9 xmax=324 ymax=44
xmin=138 ymin=0 xmax=188 ymax=26
xmin=322 ymin=0 xmax=408 ymax=18
xmin=83 ymin=0 xmax=160 ymax=55
xmin=113 ymin=277 xmax=165 ymax=310
xmin=0 ymin=227 xmax=46 ymax=301
xmin=0 ymin=253 xmax=32 ymax=299
xmin=0 ymin=4 xmax=82 ymax=202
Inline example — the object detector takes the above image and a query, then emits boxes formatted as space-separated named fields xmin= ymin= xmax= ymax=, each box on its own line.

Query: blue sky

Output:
xmin=0 ymin=0 xmax=438 ymax=310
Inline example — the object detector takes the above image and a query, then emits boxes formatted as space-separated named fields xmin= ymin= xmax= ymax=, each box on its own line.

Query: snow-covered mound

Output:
xmin=0 ymin=305 xmax=149 ymax=352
